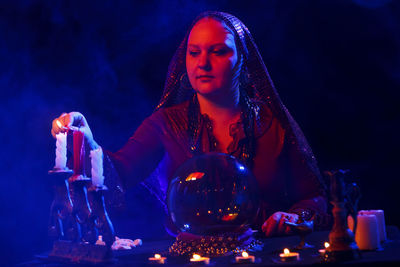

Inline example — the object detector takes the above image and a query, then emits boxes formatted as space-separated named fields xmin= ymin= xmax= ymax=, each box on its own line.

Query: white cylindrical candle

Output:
xmin=355 ymin=214 xmax=380 ymax=250
xmin=90 ymin=147 xmax=104 ymax=186
xmin=55 ymin=132 xmax=67 ymax=169
xmin=359 ymin=210 xmax=386 ymax=242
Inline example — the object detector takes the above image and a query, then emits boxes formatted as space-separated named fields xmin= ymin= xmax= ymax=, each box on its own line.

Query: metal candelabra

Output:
xmin=47 ymin=130 xmax=115 ymax=264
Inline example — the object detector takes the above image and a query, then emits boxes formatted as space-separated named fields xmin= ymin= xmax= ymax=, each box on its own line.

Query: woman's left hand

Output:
xmin=262 ymin=212 xmax=299 ymax=237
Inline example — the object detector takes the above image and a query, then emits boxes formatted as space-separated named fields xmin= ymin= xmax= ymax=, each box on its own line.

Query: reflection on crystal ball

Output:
xmin=167 ymin=153 xmax=259 ymax=235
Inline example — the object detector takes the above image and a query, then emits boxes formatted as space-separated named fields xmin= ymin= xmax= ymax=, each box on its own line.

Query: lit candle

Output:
xmin=95 ymin=235 xmax=105 ymax=246
xmin=190 ymin=254 xmax=210 ymax=265
xmin=279 ymin=248 xmax=299 ymax=262
xmin=318 ymin=242 xmax=330 ymax=256
xmin=148 ymin=254 xmax=166 ymax=264
xmin=235 ymin=251 xmax=255 ymax=263
xmin=54 ymin=131 xmax=67 ymax=169
xmin=90 ymin=147 xmax=104 ymax=186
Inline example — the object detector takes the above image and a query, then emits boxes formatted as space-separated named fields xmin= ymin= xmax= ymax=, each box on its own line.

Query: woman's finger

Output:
xmin=69 ymin=112 xmax=85 ymax=127
xmin=264 ymin=213 xmax=281 ymax=237
xmin=289 ymin=214 xmax=299 ymax=223
xmin=285 ymin=214 xmax=300 ymax=234
xmin=277 ymin=214 xmax=288 ymax=234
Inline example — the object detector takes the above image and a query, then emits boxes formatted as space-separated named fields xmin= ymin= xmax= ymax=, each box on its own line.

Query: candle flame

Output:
xmin=242 ymin=251 xmax=249 ymax=257
xmin=56 ymin=120 xmax=62 ymax=128
xmin=193 ymin=254 xmax=201 ymax=260
xmin=154 ymin=254 xmax=161 ymax=259
xmin=324 ymin=242 xmax=330 ymax=249
xmin=284 ymin=248 xmax=290 ymax=255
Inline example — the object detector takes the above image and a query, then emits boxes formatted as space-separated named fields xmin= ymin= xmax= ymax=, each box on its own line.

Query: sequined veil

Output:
xmin=156 ymin=11 xmax=324 ymax=187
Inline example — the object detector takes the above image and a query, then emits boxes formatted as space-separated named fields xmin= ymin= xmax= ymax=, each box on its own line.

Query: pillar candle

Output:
xmin=359 ymin=210 xmax=386 ymax=242
xmin=55 ymin=132 xmax=67 ymax=169
xmin=73 ymin=130 xmax=85 ymax=175
xmin=355 ymin=214 xmax=380 ymax=250
xmin=90 ymin=147 xmax=104 ymax=187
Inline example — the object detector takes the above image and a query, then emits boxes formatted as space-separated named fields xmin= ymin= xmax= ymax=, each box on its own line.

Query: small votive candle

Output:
xmin=235 ymin=251 xmax=255 ymax=263
xmin=190 ymin=254 xmax=210 ymax=265
xmin=279 ymin=248 xmax=299 ymax=262
xmin=319 ymin=242 xmax=330 ymax=256
xmin=148 ymin=254 xmax=166 ymax=264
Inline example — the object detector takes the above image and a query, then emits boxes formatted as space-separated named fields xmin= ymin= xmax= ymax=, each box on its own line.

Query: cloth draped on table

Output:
xmin=103 ymin=11 xmax=330 ymax=233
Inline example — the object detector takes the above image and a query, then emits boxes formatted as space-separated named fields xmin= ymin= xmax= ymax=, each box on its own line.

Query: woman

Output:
xmin=52 ymin=11 xmax=328 ymax=237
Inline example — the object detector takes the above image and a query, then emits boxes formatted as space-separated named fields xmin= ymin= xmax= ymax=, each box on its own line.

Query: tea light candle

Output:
xmin=279 ymin=248 xmax=299 ymax=262
xmin=318 ymin=242 xmax=330 ymax=256
xmin=235 ymin=251 xmax=255 ymax=263
xmin=148 ymin=254 xmax=166 ymax=264
xmin=190 ymin=254 xmax=210 ymax=265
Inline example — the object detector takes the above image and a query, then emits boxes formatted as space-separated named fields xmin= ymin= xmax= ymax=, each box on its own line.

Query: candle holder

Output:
xmin=285 ymin=212 xmax=314 ymax=250
xmin=46 ymin=128 xmax=114 ymax=264
xmin=87 ymin=184 xmax=115 ymax=246
xmin=47 ymin=168 xmax=79 ymax=241
xmin=323 ymin=170 xmax=361 ymax=262
xmin=68 ymin=129 xmax=97 ymax=243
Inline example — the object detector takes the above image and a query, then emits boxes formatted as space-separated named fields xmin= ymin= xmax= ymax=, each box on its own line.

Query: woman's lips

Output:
xmin=197 ymin=75 xmax=214 ymax=79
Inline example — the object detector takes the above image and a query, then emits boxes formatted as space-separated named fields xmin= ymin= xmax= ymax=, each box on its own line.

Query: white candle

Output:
xmin=95 ymin=235 xmax=106 ymax=246
xmin=355 ymin=214 xmax=380 ymax=250
xmin=190 ymin=254 xmax=210 ymax=265
xmin=55 ymin=132 xmax=67 ymax=169
xmin=235 ymin=251 xmax=255 ymax=263
xmin=279 ymin=248 xmax=299 ymax=262
xmin=148 ymin=254 xmax=166 ymax=264
xmin=90 ymin=147 xmax=104 ymax=186
xmin=359 ymin=210 xmax=386 ymax=242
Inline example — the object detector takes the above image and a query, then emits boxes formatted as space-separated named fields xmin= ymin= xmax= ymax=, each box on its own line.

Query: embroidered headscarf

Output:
xmin=156 ymin=11 xmax=323 ymax=183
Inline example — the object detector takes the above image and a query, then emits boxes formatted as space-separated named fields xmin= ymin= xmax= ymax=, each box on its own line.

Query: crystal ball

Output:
xmin=167 ymin=153 xmax=259 ymax=235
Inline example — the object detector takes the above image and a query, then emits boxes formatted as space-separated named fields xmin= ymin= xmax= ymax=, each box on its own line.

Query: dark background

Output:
xmin=0 ymin=0 xmax=399 ymax=265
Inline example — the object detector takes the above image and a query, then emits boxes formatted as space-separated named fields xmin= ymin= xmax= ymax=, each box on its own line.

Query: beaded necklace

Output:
xmin=187 ymin=89 xmax=259 ymax=168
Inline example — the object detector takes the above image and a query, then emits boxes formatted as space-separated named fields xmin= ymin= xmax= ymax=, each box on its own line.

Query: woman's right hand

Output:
xmin=51 ymin=112 xmax=99 ymax=150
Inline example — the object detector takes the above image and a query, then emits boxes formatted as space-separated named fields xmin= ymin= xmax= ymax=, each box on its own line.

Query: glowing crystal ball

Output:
xmin=167 ymin=153 xmax=259 ymax=235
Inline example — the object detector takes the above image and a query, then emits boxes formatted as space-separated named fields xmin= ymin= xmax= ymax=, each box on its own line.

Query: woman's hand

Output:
xmin=262 ymin=212 xmax=299 ymax=237
xmin=51 ymin=112 xmax=99 ymax=150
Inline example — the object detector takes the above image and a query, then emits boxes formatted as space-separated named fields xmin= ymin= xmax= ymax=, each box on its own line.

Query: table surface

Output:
xmin=20 ymin=226 xmax=400 ymax=266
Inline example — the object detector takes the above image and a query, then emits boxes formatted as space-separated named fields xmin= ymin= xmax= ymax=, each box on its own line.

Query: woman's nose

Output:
xmin=198 ymin=53 xmax=211 ymax=71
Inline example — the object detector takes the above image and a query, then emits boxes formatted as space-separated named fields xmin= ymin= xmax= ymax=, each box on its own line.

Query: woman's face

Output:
xmin=186 ymin=18 xmax=240 ymax=98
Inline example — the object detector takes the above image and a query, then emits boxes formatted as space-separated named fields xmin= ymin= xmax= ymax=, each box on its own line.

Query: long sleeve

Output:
xmin=106 ymin=112 xmax=165 ymax=189
xmin=282 ymin=129 xmax=331 ymax=229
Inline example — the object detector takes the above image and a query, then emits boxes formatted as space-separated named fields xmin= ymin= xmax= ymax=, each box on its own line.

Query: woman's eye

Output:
xmin=213 ymin=49 xmax=228 ymax=55
xmin=189 ymin=51 xmax=200 ymax=56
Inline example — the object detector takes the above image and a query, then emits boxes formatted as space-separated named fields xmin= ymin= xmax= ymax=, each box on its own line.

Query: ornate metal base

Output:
xmin=48 ymin=167 xmax=74 ymax=174
xmin=69 ymin=174 xmax=91 ymax=182
xmin=323 ymin=248 xmax=361 ymax=262
xmin=48 ymin=240 xmax=114 ymax=264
